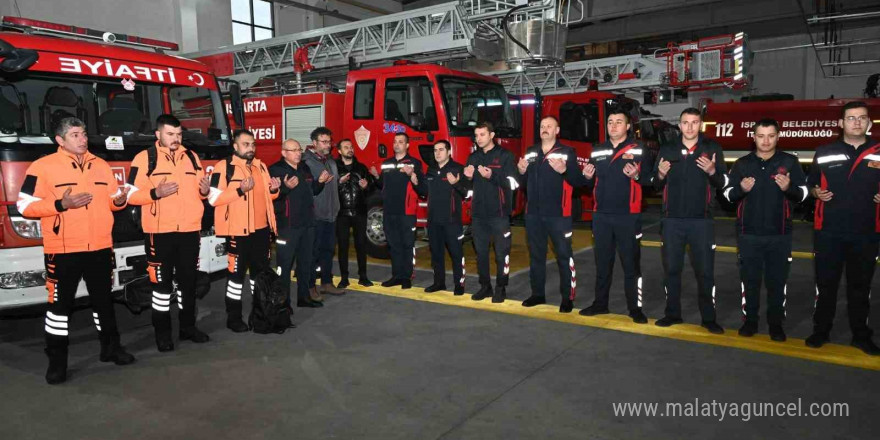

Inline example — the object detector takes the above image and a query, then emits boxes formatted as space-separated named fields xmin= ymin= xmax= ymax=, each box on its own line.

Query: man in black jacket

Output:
xmin=415 ymin=140 xmax=470 ymax=295
xmin=723 ymin=119 xmax=807 ymax=342
xmin=270 ymin=139 xmax=331 ymax=308
xmin=335 ymin=138 xmax=373 ymax=288
xmin=806 ymin=101 xmax=880 ymax=355
xmin=650 ymin=108 xmax=727 ymax=334
xmin=465 ymin=121 xmax=517 ymax=302
xmin=580 ymin=108 xmax=654 ymax=323
xmin=368 ymin=132 xmax=424 ymax=289
xmin=517 ymin=116 xmax=591 ymax=313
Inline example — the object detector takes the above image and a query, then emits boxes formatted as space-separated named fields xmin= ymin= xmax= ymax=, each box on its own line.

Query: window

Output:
xmin=438 ymin=77 xmax=518 ymax=137
xmin=232 ymin=0 xmax=274 ymax=45
xmin=559 ymin=101 xmax=599 ymax=143
xmin=353 ymin=81 xmax=375 ymax=119
xmin=384 ymin=77 xmax=438 ymax=132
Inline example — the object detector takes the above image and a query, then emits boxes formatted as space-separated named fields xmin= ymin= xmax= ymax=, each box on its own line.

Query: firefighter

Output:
xmin=807 ymin=101 xmax=880 ymax=355
xmin=723 ymin=119 xmax=808 ymax=341
xmin=580 ymin=108 xmax=653 ymax=324
xmin=17 ymin=117 xmax=135 ymax=384
xmin=650 ymin=108 xmax=728 ymax=334
xmin=303 ymin=127 xmax=344 ymax=297
xmin=127 ymin=114 xmax=211 ymax=351
xmin=270 ymin=139 xmax=332 ymax=308
xmin=516 ymin=116 xmax=590 ymax=313
xmin=335 ymin=138 xmax=374 ymax=288
xmin=464 ymin=122 xmax=517 ymax=302
xmin=206 ymin=129 xmax=281 ymax=332
xmin=414 ymin=140 xmax=470 ymax=295
xmin=369 ymin=132 xmax=424 ymax=289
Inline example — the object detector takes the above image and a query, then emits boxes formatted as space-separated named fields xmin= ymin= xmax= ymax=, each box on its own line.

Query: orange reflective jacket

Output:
xmin=208 ymin=155 xmax=278 ymax=237
xmin=127 ymin=143 xmax=206 ymax=233
xmin=17 ymin=148 xmax=125 ymax=254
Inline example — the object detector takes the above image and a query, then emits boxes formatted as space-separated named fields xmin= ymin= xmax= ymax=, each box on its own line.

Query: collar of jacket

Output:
xmin=154 ymin=141 xmax=190 ymax=158
xmin=230 ymin=154 xmax=261 ymax=169
xmin=308 ymin=148 xmax=328 ymax=161
xmin=676 ymin=133 xmax=709 ymax=149
xmin=610 ymin=136 xmax=635 ymax=150
xmin=56 ymin=146 xmax=96 ymax=164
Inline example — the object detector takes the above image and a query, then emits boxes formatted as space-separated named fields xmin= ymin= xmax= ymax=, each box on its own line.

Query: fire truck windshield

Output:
xmin=438 ymin=76 xmax=519 ymax=138
xmin=0 ymin=72 xmax=229 ymax=151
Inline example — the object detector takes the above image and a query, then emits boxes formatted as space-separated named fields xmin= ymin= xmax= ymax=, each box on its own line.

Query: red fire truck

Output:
xmin=701 ymin=97 xmax=880 ymax=163
xmin=0 ymin=17 xmax=243 ymax=310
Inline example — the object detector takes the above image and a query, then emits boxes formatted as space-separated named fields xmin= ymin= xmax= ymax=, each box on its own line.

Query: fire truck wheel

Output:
xmin=365 ymin=197 xmax=391 ymax=260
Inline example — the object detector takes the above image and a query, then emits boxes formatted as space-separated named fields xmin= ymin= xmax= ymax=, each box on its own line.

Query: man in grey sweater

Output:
xmin=304 ymin=126 xmax=345 ymax=296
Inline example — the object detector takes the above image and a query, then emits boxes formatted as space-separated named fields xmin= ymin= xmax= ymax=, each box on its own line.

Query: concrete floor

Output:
xmin=1 ymin=210 xmax=878 ymax=439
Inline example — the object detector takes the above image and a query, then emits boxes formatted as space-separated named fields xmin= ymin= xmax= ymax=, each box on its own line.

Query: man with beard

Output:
xmin=464 ymin=122 xmax=517 ymax=302
xmin=206 ymin=129 xmax=281 ymax=332
xmin=335 ymin=138 xmax=373 ymax=288
xmin=651 ymin=108 xmax=727 ymax=334
xmin=128 ymin=114 xmax=212 ymax=351
xmin=304 ymin=127 xmax=344 ymax=298
xmin=517 ymin=116 xmax=591 ymax=313
xmin=369 ymin=132 xmax=424 ymax=289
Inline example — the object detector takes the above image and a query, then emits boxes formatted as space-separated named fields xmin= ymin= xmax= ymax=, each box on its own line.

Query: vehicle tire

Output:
xmin=365 ymin=194 xmax=390 ymax=259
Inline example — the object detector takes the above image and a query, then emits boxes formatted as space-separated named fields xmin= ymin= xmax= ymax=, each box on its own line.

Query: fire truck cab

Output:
xmin=0 ymin=17 xmax=241 ymax=310
xmin=215 ymin=60 xmax=522 ymax=258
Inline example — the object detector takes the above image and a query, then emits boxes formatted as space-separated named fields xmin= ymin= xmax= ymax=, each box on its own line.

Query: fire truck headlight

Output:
xmin=10 ymin=217 xmax=41 ymax=239
xmin=0 ymin=270 xmax=46 ymax=289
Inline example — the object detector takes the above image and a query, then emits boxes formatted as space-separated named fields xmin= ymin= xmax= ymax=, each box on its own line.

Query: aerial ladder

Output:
xmin=186 ymin=0 xmax=748 ymax=95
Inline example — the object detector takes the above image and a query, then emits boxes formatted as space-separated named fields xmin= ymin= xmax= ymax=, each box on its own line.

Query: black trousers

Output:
xmin=427 ymin=221 xmax=465 ymax=288
xmin=660 ymin=218 xmax=716 ymax=321
xmin=277 ymin=225 xmax=315 ymax=303
xmin=813 ymin=231 xmax=879 ymax=340
xmin=311 ymin=220 xmax=337 ymax=286
xmin=592 ymin=212 xmax=642 ymax=312
xmin=337 ymin=214 xmax=368 ymax=280
xmin=526 ymin=215 xmax=575 ymax=300
xmin=384 ymin=214 xmax=417 ymax=281
xmin=737 ymin=234 xmax=792 ymax=326
xmin=43 ymin=248 xmax=119 ymax=354
xmin=471 ymin=216 xmax=511 ymax=288
xmin=146 ymin=231 xmax=200 ymax=340
xmin=224 ymin=228 xmax=271 ymax=320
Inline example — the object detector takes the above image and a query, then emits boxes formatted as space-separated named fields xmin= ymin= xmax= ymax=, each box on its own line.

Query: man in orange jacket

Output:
xmin=17 ymin=117 xmax=135 ymax=384
xmin=127 ymin=114 xmax=211 ymax=351
xmin=206 ymin=129 xmax=281 ymax=332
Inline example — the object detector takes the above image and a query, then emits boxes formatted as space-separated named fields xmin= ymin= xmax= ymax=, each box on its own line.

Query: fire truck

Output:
xmin=701 ymin=97 xmax=880 ymax=163
xmin=189 ymin=0 xmax=746 ymax=259
xmin=0 ymin=17 xmax=244 ymax=309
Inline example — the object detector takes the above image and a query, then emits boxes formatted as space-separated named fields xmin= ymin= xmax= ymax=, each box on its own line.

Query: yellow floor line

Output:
xmin=641 ymin=240 xmax=814 ymax=259
xmin=334 ymin=277 xmax=880 ymax=371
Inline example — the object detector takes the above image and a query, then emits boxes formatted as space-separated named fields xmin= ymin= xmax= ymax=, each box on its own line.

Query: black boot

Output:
xmin=559 ymin=298 xmax=573 ymax=313
xmin=180 ymin=327 xmax=210 ymax=343
xmin=45 ymin=346 xmax=68 ymax=385
xmin=337 ymin=278 xmax=350 ymax=289
xmin=424 ymin=283 xmax=446 ymax=293
xmin=472 ymin=284 xmax=492 ymax=301
xmin=491 ymin=286 xmax=506 ymax=303
xmin=99 ymin=336 xmax=136 ymax=365
xmin=226 ymin=318 xmax=249 ymax=333
xmin=521 ymin=296 xmax=546 ymax=307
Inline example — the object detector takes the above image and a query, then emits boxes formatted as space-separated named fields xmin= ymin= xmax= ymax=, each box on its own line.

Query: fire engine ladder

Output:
xmin=183 ymin=0 xmax=577 ymax=88
xmin=491 ymin=54 xmax=670 ymax=95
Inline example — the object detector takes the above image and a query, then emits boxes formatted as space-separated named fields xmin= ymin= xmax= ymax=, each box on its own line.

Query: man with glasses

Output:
xmin=271 ymin=139 xmax=332 ymax=308
xmin=807 ymin=101 xmax=880 ymax=355
xmin=304 ymin=127 xmax=344 ymax=299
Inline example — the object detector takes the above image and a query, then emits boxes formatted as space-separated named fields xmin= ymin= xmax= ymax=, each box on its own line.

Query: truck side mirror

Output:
xmin=228 ymin=83 xmax=244 ymax=127
xmin=378 ymin=143 xmax=387 ymax=158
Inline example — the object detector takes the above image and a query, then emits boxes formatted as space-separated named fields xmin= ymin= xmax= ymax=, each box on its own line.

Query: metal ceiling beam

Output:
xmin=275 ymin=0 xmax=359 ymax=22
